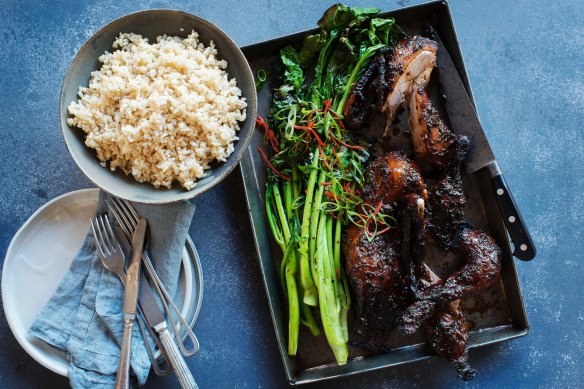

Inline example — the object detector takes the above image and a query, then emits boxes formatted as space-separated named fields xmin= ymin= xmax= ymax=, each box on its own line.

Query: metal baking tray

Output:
xmin=239 ymin=1 xmax=529 ymax=384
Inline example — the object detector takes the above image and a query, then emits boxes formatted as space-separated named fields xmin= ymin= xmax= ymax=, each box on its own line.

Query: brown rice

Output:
xmin=67 ymin=31 xmax=247 ymax=189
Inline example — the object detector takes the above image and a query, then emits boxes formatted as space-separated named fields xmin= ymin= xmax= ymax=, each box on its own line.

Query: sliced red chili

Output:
xmin=257 ymin=146 xmax=291 ymax=181
xmin=295 ymin=125 xmax=324 ymax=146
xmin=256 ymin=116 xmax=280 ymax=153
xmin=323 ymin=98 xmax=333 ymax=117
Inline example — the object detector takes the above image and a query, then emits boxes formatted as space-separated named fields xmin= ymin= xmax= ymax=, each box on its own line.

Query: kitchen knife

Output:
xmin=114 ymin=227 xmax=198 ymax=389
xmin=115 ymin=218 xmax=147 ymax=389
xmin=113 ymin=226 xmax=172 ymax=377
xmin=435 ymin=36 xmax=536 ymax=261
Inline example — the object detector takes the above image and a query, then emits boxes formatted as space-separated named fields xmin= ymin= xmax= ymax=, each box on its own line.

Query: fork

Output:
xmin=106 ymin=197 xmax=200 ymax=357
xmin=91 ymin=214 xmax=171 ymax=376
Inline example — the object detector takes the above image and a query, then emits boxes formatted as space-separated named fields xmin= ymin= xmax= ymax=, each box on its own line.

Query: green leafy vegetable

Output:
xmin=368 ymin=17 xmax=397 ymax=46
xmin=317 ymin=4 xmax=380 ymax=31
xmin=259 ymin=3 xmax=403 ymax=365
xmin=298 ymin=32 xmax=326 ymax=67
xmin=280 ymin=46 xmax=304 ymax=92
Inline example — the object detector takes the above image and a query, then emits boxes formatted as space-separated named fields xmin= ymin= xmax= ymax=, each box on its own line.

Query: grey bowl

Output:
xmin=60 ymin=9 xmax=257 ymax=203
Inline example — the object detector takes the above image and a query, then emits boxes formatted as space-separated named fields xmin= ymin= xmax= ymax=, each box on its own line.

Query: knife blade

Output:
xmin=436 ymin=36 xmax=535 ymax=261
xmin=435 ymin=38 xmax=495 ymax=175
xmin=124 ymin=218 xmax=147 ymax=314
xmin=115 ymin=218 xmax=147 ymax=389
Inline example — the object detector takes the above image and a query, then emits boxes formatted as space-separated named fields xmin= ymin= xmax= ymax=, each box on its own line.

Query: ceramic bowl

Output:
xmin=60 ymin=9 xmax=257 ymax=203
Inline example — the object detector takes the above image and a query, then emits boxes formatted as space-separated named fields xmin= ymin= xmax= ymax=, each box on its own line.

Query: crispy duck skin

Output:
xmin=401 ymin=228 xmax=502 ymax=334
xmin=343 ymin=224 xmax=407 ymax=350
xmin=427 ymin=137 xmax=470 ymax=251
xmin=425 ymin=300 xmax=476 ymax=381
xmin=415 ymin=263 xmax=476 ymax=381
xmin=399 ymin=194 xmax=428 ymax=293
xmin=382 ymin=36 xmax=437 ymax=127
xmin=343 ymin=48 xmax=390 ymax=130
xmin=362 ymin=151 xmax=428 ymax=209
xmin=408 ymin=69 xmax=457 ymax=174
xmin=344 ymin=152 xmax=428 ymax=350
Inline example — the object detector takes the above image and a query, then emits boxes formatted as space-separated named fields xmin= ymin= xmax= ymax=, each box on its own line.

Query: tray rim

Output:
xmin=238 ymin=0 xmax=529 ymax=384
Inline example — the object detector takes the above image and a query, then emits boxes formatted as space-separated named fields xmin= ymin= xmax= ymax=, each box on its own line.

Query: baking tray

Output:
xmin=239 ymin=1 xmax=529 ymax=384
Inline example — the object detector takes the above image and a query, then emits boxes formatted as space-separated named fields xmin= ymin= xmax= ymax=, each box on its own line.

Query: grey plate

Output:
xmin=1 ymin=188 xmax=203 ymax=376
xmin=239 ymin=1 xmax=529 ymax=385
xmin=60 ymin=9 xmax=257 ymax=204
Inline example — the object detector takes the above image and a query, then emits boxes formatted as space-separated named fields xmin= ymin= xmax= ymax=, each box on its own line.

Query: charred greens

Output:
xmin=261 ymin=4 xmax=402 ymax=364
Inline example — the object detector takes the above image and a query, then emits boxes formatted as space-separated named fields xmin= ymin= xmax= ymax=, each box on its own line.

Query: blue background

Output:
xmin=0 ymin=0 xmax=582 ymax=388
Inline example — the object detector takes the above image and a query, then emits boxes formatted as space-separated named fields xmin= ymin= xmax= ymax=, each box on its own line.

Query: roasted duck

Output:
xmin=362 ymin=151 xmax=428 ymax=209
xmin=344 ymin=152 xmax=428 ymax=350
xmin=382 ymin=36 xmax=437 ymax=126
xmin=343 ymin=36 xmax=437 ymax=131
xmin=427 ymin=136 xmax=470 ymax=251
xmin=341 ymin=32 xmax=503 ymax=381
xmin=401 ymin=228 xmax=502 ymax=334
xmin=343 ymin=225 xmax=406 ymax=350
xmin=408 ymin=68 xmax=457 ymax=174
xmin=411 ymin=261 xmax=476 ymax=380
xmin=425 ymin=299 xmax=476 ymax=381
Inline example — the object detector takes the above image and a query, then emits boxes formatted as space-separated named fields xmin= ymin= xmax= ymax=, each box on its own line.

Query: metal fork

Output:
xmin=106 ymin=197 xmax=200 ymax=357
xmin=91 ymin=214 xmax=171 ymax=376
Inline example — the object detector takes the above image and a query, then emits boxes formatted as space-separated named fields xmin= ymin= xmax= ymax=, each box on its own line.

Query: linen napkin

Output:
xmin=29 ymin=191 xmax=196 ymax=388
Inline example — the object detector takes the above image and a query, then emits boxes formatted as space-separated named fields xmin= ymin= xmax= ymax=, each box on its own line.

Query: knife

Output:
xmin=436 ymin=36 xmax=536 ymax=261
xmin=114 ymin=227 xmax=198 ymax=389
xmin=115 ymin=218 xmax=147 ymax=389
xmin=113 ymin=226 xmax=172 ymax=377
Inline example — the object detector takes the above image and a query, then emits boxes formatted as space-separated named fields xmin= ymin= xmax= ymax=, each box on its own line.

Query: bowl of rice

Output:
xmin=60 ymin=9 xmax=257 ymax=203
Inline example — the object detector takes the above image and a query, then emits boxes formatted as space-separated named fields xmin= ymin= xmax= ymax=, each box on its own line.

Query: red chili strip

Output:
xmin=324 ymin=191 xmax=339 ymax=201
xmin=376 ymin=226 xmax=392 ymax=235
xmin=329 ymin=110 xmax=346 ymax=130
xmin=323 ymin=98 xmax=333 ymax=117
xmin=256 ymin=116 xmax=280 ymax=153
xmin=328 ymin=128 xmax=340 ymax=148
xmin=307 ymin=109 xmax=316 ymax=126
xmin=335 ymin=135 xmax=365 ymax=151
xmin=373 ymin=200 xmax=383 ymax=216
xmin=257 ymin=146 xmax=291 ymax=181
xmin=295 ymin=125 xmax=324 ymax=146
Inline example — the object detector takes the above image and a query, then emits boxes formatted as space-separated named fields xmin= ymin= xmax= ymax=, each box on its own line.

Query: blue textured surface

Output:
xmin=0 ymin=0 xmax=582 ymax=388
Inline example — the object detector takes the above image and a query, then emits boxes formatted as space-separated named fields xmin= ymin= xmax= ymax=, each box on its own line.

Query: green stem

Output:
xmin=309 ymin=169 xmax=326 ymax=272
xmin=334 ymin=217 xmax=350 ymax=342
xmin=310 ymin=30 xmax=340 ymax=106
xmin=333 ymin=217 xmax=342 ymax=282
xmin=301 ymin=303 xmax=321 ymax=336
xmin=341 ymin=276 xmax=351 ymax=342
xmin=285 ymin=251 xmax=300 ymax=355
xmin=326 ymin=217 xmax=339 ymax=302
xmin=268 ymin=184 xmax=302 ymax=354
xmin=316 ymin=212 xmax=348 ymax=365
xmin=297 ymin=281 xmax=321 ymax=336
xmin=298 ymin=148 xmax=320 ymax=306
xmin=273 ymin=185 xmax=291 ymax=243
xmin=265 ymin=186 xmax=285 ymax=251
xmin=292 ymin=167 xmax=302 ymax=221
xmin=283 ymin=180 xmax=293 ymax=222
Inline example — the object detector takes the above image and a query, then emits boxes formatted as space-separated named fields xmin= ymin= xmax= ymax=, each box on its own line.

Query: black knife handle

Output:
xmin=490 ymin=173 xmax=536 ymax=260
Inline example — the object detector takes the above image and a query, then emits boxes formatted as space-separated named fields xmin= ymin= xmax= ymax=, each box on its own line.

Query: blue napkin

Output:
xmin=29 ymin=191 xmax=196 ymax=388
